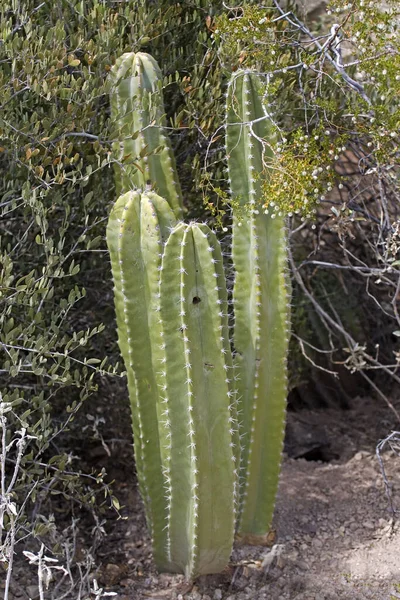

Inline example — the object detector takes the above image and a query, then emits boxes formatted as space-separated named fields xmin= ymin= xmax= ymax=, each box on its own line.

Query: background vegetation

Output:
xmin=0 ymin=0 xmax=399 ymax=597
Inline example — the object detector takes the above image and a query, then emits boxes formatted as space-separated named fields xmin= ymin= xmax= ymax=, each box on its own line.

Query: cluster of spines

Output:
xmin=226 ymin=70 xmax=289 ymax=538
xmin=109 ymin=52 xmax=184 ymax=220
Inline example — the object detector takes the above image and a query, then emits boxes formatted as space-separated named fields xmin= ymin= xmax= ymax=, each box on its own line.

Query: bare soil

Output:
xmin=2 ymin=394 xmax=400 ymax=600
xmin=95 ymin=395 xmax=400 ymax=600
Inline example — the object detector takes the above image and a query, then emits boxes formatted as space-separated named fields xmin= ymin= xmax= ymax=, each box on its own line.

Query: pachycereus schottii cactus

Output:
xmin=109 ymin=52 xmax=183 ymax=220
xmin=226 ymin=71 xmax=289 ymax=542
xmin=106 ymin=53 xmax=289 ymax=577
xmin=107 ymin=192 xmax=238 ymax=577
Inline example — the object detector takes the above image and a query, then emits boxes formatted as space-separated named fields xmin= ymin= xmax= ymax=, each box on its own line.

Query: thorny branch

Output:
xmin=288 ymin=245 xmax=400 ymax=423
xmin=376 ymin=431 xmax=400 ymax=521
xmin=271 ymin=0 xmax=373 ymax=104
xmin=218 ymin=3 xmax=400 ymax=422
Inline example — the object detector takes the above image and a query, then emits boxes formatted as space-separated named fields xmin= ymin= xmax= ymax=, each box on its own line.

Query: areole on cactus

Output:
xmin=107 ymin=51 xmax=290 ymax=577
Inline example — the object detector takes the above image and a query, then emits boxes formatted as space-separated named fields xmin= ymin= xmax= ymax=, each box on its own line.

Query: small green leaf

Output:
xmin=111 ymin=496 xmax=120 ymax=510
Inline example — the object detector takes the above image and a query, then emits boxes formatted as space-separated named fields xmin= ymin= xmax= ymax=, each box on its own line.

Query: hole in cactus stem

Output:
xmin=192 ymin=296 xmax=201 ymax=305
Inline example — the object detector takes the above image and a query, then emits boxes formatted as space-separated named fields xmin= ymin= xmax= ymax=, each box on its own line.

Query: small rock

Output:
xmin=300 ymin=543 xmax=308 ymax=551
xmin=353 ymin=450 xmax=370 ymax=460
xmin=213 ymin=590 xmax=223 ymax=600
xmin=378 ymin=518 xmax=388 ymax=527
xmin=295 ymin=560 xmax=309 ymax=571
xmin=202 ymin=596 xmax=212 ymax=600
xmin=276 ymin=554 xmax=286 ymax=569
xmin=26 ymin=586 xmax=39 ymax=600
xmin=101 ymin=562 xmax=128 ymax=586
xmin=364 ymin=521 xmax=374 ymax=529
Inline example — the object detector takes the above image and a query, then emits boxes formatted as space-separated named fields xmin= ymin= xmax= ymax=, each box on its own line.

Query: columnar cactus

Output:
xmin=107 ymin=193 xmax=238 ymax=577
xmin=107 ymin=53 xmax=290 ymax=577
xmin=158 ymin=222 xmax=238 ymax=577
xmin=106 ymin=190 xmax=176 ymax=571
xmin=226 ymin=71 xmax=289 ymax=540
xmin=109 ymin=52 xmax=184 ymax=219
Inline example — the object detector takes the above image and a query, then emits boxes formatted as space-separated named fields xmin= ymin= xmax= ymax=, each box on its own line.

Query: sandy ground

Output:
xmin=95 ymin=396 xmax=400 ymax=600
xmin=97 ymin=450 xmax=399 ymax=600
xmin=2 ymin=395 xmax=400 ymax=600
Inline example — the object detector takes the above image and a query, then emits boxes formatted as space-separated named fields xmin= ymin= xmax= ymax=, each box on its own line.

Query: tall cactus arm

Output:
xmin=105 ymin=194 xmax=143 ymax=509
xmin=226 ymin=71 xmax=289 ymax=539
xmin=106 ymin=190 xmax=176 ymax=571
xmin=159 ymin=222 xmax=237 ymax=578
xmin=109 ymin=52 xmax=184 ymax=219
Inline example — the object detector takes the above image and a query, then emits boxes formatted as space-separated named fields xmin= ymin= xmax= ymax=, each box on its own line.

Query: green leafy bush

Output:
xmin=0 ymin=0 xmax=226 ymax=594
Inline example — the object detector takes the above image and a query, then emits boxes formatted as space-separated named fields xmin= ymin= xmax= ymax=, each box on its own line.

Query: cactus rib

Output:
xmin=106 ymin=190 xmax=176 ymax=571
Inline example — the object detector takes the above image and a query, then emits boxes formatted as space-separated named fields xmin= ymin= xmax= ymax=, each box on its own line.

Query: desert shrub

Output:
xmin=0 ymin=0 xmax=226 ymax=596
xmin=204 ymin=0 xmax=400 ymax=412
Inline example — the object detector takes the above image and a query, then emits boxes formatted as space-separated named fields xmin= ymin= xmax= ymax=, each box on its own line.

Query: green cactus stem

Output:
xmin=158 ymin=222 xmax=238 ymax=578
xmin=106 ymin=190 xmax=176 ymax=571
xmin=226 ymin=70 xmax=289 ymax=540
xmin=109 ymin=52 xmax=184 ymax=219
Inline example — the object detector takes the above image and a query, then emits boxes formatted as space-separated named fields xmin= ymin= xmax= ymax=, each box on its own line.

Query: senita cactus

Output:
xmin=158 ymin=222 xmax=238 ymax=577
xmin=226 ymin=71 xmax=289 ymax=540
xmin=106 ymin=190 xmax=176 ymax=571
xmin=109 ymin=52 xmax=184 ymax=219
xmin=107 ymin=193 xmax=238 ymax=577
xmin=107 ymin=53 xmax=289 ymax=576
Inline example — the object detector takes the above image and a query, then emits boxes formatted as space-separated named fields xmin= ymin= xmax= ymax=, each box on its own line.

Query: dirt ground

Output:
xmin=94 ymin=395 xmax=400 ymax=600
xmin=2 ymin=394 xmax=400 ymax=600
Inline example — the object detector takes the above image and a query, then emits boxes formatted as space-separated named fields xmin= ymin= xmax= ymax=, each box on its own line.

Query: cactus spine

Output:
xmin=159 ymin=223 xmax=238 ymax=577
xmin=109 ymin=53 xmax=184 ymax=219
xmin=226 ymin=71 xmax=289 ymax=540
xmin=106 ymin=190 xmax=176 ymax=571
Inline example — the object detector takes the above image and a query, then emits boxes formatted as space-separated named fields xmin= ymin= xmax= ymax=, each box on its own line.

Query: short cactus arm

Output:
xmin=227 ymin=71 xmax=289 ymax=539
xmin=109 ymin=52 xmax=184 ymax=219
xmin=106 ymin=190 xmax=176 ymax=571
xmin=159 ymin=222 xmax=237 ymax=578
